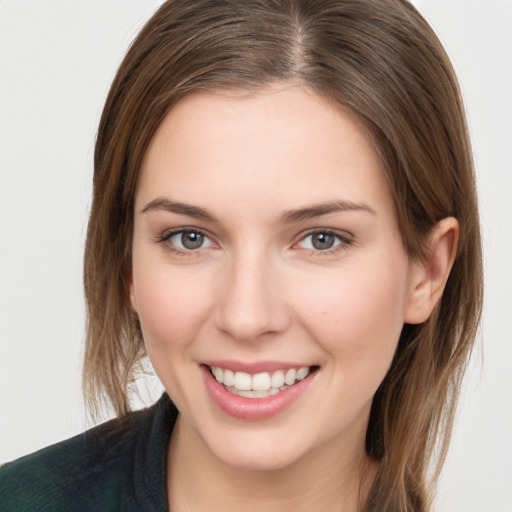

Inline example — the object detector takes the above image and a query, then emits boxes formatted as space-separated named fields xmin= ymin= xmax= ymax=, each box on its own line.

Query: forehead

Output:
xmin=136 ymin=85 xmax=392 ymax=220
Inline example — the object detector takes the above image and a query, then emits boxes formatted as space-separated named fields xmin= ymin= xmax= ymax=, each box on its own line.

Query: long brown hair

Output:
xmin=83 ymin=1 xmax=483 ymax=510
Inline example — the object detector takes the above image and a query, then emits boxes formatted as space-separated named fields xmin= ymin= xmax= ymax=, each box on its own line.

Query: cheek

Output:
xmin=295 ymin=259 xmax=409 ymax=369
xmin=132 ymin=261 xmax=216 ymax=355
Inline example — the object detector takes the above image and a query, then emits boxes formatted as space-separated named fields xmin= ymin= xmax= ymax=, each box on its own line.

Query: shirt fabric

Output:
xmin=0 ymin=393 xmax=176 ymax=511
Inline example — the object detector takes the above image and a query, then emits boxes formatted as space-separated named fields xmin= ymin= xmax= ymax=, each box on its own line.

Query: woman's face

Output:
xmin=131 ymin=85 xmax=418 ymax=471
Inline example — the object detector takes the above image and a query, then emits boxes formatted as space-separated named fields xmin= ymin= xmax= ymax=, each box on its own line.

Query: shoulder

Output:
xmin=0 ymin=414 xmax=137 ymax=512
xmin=0 ymin=394 xmax=177 ymax=512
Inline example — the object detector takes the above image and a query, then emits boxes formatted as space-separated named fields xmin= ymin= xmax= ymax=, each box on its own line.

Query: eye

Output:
xmin=164 ymin=229 xmax=214 ymax=251
xmin=297 ymin=230 xmax=350 ymax=252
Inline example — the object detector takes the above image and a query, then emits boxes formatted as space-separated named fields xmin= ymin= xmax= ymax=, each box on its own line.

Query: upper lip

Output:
xmin=202 ymin=360 xmax=314 ymax=374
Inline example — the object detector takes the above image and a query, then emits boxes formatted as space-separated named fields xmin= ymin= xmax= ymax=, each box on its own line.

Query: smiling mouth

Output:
xmin=208 ymin=365 xmax=318 ymax=398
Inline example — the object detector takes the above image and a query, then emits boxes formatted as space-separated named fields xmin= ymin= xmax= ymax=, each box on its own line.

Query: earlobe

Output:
xmin=404 ymin=217 xmax=459 ymax=324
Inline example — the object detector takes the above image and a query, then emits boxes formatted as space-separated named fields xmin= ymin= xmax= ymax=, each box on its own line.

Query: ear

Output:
xmin=404 ymin=217 xmax=459 ymax=324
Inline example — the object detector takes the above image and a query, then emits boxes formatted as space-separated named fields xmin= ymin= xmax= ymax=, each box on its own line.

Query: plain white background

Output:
xmin=0 ymin=1 xmax=510 ymax=510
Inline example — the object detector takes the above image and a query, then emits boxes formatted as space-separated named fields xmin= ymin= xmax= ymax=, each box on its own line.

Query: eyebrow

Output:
xmin=141 ymin=197 xmax=376 ymax=223
xmin=141 ymin=198 xmax=218 ymax=222
xmin=279 ymin=200 xmax=376 ymax=224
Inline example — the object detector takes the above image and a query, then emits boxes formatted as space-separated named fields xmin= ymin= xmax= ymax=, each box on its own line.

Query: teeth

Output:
xmin=223 ymin=369 xmax=235 ymax=387
xmin=252 ymin=372 xmax=271 ymax=391
xmin=234 ymin=371 xmax=252 ymax=391
xmin=238 ymin=389 xmax=271 ymax=398
xmin=213 ymin=366 xmax=223 ymax=382
xmin=296 ymin=367 xmax=309 ymax=380
xmin=271 ymin=370 xmax=285 ymax=388
xmin=210 ymin=365 xmax=312 ymax=394
xmin=284 ymin=368 xmax=296 ymax=385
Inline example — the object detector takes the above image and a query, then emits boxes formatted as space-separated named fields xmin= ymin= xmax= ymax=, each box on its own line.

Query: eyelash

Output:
xmin=296 ymin=229 xmax=352 ymax=256
xmin=157 ymin=227 xmax=214 ymax=257
xmin=157 ymin=228 xmax=352 ymax=256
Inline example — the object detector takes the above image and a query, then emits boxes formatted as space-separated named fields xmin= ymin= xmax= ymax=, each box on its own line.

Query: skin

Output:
xmin=130 ymin=85 xmax=458 ymax=511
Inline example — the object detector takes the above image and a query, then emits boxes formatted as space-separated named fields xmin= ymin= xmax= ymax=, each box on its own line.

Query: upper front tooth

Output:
xmin=284 ymin=368 xmax=297 ymax=385
xmin=252 ymin=372 xmax=271 ymax=391
xmin=234 ymin=371 xmax=252 ymax=391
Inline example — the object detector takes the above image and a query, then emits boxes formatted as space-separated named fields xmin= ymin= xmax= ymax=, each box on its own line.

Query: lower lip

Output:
xmin=201 ymin=365 xmax=316 ymax=421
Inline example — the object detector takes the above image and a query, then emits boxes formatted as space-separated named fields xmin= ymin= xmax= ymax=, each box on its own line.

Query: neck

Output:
xmin=167 ymin=415 xmax=376 ymax=512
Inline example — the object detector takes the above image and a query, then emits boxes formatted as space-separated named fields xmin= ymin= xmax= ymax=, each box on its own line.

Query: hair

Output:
xmin=82 ymin=1 xmax=483 ymax=510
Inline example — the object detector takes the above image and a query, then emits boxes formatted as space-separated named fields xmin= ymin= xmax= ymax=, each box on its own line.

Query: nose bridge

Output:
xmin=215 ymin=243 xmax=288 ymax=341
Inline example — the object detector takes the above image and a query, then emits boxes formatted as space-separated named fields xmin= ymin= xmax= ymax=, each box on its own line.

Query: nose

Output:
xmin=214 ymin=249 xmax=291 ymax=342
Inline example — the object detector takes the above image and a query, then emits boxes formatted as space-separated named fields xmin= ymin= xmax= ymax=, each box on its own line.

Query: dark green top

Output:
xmin=0 ymin=393 xmax=177 ymax=511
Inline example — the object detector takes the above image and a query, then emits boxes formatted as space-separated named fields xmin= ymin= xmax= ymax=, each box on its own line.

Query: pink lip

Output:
xmin=201 ymin=365 xmax=317 ymax=421
xmin=202 ymin=359 xmax=309 ymax=374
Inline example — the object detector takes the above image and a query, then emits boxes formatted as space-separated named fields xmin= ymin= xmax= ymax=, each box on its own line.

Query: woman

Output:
xmin=0 ymin=0 xmax=482 ymax=510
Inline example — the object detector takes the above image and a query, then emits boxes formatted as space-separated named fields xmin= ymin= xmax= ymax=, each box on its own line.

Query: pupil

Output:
xmin=181 ymin=232 xmax=203 ymax=249
xmin=312 ymin=233 xmax=334 ymax=250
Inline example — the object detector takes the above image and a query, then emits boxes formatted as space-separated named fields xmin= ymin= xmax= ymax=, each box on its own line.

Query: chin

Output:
xmin=214 ymin=443 xmax=303 ymax=472
xmin=199 ymin=423 xmax=317 ymax=472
